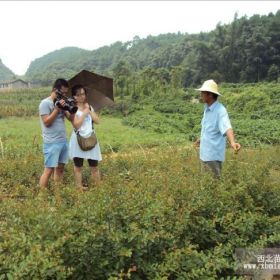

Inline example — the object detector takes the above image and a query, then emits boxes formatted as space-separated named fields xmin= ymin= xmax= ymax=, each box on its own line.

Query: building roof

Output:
xmin=0 ymin=79 xmax=28 ymax=85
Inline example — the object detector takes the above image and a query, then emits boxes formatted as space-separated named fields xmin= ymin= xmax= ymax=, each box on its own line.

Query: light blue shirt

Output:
xmin=200 ymin=101 xmax=232 ymax=162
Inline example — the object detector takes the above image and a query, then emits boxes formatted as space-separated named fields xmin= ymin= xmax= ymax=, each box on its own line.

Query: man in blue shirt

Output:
xmin=195 ymin=80 xmax=241 ymax=177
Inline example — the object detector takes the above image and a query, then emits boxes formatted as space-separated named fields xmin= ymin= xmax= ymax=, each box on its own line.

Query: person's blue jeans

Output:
xmin=43 ymin=141 xmax=68 ymax=168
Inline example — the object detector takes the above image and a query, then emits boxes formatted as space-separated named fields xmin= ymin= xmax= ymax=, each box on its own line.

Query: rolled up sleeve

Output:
xmin=218 ymin=112 xmax=232 ymax=136
xmin=39 ymin=101 xmax=51 ymax=116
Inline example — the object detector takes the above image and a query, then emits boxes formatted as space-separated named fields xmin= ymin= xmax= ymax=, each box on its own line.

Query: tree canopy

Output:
xmin=2 ymin=11 xmax=280 ymax=86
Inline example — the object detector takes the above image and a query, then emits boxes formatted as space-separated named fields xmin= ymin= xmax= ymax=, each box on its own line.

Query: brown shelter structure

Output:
xmin=68 ymin=70 xmax=114 ymax=111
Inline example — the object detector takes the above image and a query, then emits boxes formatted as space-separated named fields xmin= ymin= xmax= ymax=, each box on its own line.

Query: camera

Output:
xmin=54 ymin=89 xmax=78 ymax=114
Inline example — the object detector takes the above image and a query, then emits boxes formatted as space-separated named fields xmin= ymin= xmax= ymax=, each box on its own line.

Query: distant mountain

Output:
xmin=24 ymin=34 xmax=194 ymax=85
xmin=25 ymin=10 xmax=280 ymax=85
xmin=25 ymin=47 xmax=91 ymax=85
xmin=0 ymin=59 xmax=15 ymax=82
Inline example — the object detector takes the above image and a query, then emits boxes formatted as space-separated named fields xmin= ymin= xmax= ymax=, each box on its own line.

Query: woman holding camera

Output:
xmin=69 ymin=85 xmax=102 ymax=190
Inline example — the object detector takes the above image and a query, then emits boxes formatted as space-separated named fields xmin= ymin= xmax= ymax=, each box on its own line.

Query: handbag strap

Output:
xmin=89 ymin=105 xmax=94 ymax=129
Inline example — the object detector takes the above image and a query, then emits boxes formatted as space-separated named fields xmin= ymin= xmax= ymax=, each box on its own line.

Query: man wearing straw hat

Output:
xmin=194 ymin=79 xmax=241 ymax=177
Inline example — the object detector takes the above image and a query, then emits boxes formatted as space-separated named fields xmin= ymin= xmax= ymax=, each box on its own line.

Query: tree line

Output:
xmin=24 ymin=11 xmax=280 ymax=89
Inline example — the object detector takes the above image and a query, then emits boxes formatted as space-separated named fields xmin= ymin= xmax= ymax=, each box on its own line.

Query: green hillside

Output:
xmin=25 ymin=11 xmax=280 ymax=85
xmin=25 ymin=47 xmax=91 ymax=85
xmin=0 ymin=59 xmax=15 ymax=82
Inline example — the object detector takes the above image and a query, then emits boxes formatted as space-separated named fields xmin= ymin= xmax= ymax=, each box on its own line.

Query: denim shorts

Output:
xmin=43 ymin=142 xmax=68 ymax=168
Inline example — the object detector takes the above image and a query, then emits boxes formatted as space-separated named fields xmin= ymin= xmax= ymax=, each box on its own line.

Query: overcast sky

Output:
xmin=0 ymin=1 xmax=279 ymax=75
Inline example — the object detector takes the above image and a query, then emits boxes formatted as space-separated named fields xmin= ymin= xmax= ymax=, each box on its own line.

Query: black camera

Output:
xmin=54 ymin=89 xmax=78 ymax=114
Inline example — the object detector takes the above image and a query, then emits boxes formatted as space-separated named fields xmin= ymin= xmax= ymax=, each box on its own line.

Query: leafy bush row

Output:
xmin=1 ymin=147 xmax=280 ymax=279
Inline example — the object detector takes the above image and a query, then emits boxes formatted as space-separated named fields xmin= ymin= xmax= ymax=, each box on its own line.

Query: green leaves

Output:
xmin=0 ymin=145 xmax=280 ymax=279
xmin=1 ymin=82 xmax=280 ymax=278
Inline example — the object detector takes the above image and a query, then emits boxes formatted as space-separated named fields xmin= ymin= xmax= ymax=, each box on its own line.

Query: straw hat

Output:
xmin=195 ymin=79 xmax=222 ymax=96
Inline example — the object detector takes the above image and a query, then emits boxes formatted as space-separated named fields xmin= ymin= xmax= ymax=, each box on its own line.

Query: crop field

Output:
xmin=0 ymin=84 xmax=280 ymax=279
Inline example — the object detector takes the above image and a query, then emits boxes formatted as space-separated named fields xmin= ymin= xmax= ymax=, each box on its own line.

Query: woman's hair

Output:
xmin=71 ymin=84 xmax=86 ymax=97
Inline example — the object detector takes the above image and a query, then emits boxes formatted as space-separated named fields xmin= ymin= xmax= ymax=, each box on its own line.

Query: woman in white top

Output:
xmin=69 ymin=85 xmax=102 ymax=190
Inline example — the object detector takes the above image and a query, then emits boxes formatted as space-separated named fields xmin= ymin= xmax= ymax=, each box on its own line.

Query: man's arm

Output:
xmin=218 ymin=109 xmax=241 ymax=152
xmin=226 ymin=128 xmax=241 ymax=152
xmin=40 ymin=98 xmax=66 ymax=127
xmin=41 ymin=107 xmax=61 ymax=127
